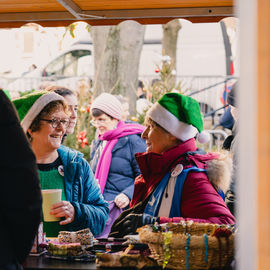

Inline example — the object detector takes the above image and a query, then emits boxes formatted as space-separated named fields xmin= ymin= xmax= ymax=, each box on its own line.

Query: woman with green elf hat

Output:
xmin=110 ymin=92 xmax=235 ymax=237
xmin=13 ymin=91 xmax=109 ymax=237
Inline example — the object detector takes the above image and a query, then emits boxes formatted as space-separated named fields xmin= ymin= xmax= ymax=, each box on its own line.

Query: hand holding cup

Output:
xmin=50 ymin=201 xmax=75 ymax=225
xmin=41 ymin=189 xmax=62 ymax=222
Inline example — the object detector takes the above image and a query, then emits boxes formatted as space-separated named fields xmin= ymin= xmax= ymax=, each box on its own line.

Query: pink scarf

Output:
xmin=95 ymin=121 xmax=145 ymax=194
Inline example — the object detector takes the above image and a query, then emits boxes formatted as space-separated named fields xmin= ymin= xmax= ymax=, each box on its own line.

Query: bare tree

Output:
xmin=91 ymin=21 xmax=145 ymax=114
xmin=91 ymin=26 xmax=119 ymax=95
xmin=162 ymin=19 xmax=181 ymax=87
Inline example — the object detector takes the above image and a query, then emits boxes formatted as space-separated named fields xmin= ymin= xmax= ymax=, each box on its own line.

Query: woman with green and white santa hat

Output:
xmin=110 ymin=92 xmax=235 ymax=237
xmin=13 ymin=90 xmax=109 ymax=237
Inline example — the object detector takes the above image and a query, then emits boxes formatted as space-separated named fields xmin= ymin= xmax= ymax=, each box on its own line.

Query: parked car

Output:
xmin=7 ymin=43 xmax=94 ymax=92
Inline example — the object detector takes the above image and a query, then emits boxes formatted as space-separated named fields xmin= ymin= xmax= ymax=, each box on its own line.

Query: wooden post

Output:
xmin=237 ymin=0 xmax=257 ymax=269
xmin=257 ymin=0 xmax=270 ymax=268
xmin=239 ymin=0 xmax=270 ymax=268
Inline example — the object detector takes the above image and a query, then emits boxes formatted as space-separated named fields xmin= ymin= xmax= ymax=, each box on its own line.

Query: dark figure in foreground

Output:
xmin=0 ymin=90 xmax=42 ymax=270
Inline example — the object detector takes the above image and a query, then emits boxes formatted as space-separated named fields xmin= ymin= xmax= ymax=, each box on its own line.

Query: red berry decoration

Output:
xmin=76 ymin=130 xmax=89 ymax=148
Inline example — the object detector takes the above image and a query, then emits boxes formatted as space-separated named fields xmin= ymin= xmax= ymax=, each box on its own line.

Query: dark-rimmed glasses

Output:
xmin=40 ymin=118 xmax=70 ymax=129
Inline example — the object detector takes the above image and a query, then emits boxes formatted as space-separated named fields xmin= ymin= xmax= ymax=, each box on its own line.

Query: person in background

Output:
xmin=46 ymin=85 xmax=78 ymax=138
xmin=90 ymin=93 xmax=146 ymax=236
xmin=218 ymin=106 xmax=234 ymax=132
xmin=13 ymin=91 xmax=109 ymax=237
xmin=110 ymin=92 xmax=235 ymax=237
xmin=137 ymin=80 xmax=145 ymax=99
xmin=222 ymin=82 xmax=238 ymax=215
xmin=136 ymin=80 xmax=152 ymax=116
xmin=0 ymin=90 xmax=42 ymax=270
xmin=22 ymin=64 xmax=37 ymax=76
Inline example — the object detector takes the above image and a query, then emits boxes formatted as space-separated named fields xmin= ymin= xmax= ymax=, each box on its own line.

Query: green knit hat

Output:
xmin=12 ymin=90 xmax=64 ymax=133
xmin=147 ymin=92 xmax=210 ymax=143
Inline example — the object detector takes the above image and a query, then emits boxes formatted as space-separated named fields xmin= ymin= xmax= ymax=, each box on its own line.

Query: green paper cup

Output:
xmin=41 ymin=189 xmax=62 ymax=222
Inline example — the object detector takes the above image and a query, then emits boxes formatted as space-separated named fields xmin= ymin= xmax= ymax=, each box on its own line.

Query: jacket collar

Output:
xmin=131 ymin=138 xmax=221 ymax=206
xmin=131 ymin=139 xmax=197 ymax=206
xmin=135 ymin=138 xmax=197 ymax=182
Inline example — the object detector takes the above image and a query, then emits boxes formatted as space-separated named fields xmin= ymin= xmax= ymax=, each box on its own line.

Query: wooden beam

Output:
xmin=79 ymin=6 xmax=233 ymax=19
xmin=68 ymin=0 xmax=234 ymax=11
xmin=0 ymin=16 xmax=230 ymax=28
xmin=0 ymin=6 xmax=233 ymax=25
xmin=0 ymin=0 xmax=234 ymax=13
xmin=56 ymin=0 xmax=83 ymax=19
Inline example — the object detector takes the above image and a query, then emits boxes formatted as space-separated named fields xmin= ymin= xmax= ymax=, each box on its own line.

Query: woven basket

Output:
xmin=138 ymin=222 xmax=234 ymax=270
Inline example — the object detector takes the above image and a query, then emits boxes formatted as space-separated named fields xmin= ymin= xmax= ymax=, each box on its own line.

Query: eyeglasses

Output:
xmin=40 ymin=118 xmax=70 ymax=129
xmin=91 ymin=118 xmax=111 ymax=127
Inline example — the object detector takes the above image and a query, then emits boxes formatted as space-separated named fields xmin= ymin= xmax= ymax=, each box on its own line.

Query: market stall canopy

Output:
xmin=0 ymin=0 xmax=234 ymax=28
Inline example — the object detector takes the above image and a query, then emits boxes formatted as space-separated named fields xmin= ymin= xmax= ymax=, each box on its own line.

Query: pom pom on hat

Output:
xmin=91 ymin=93 xmax=122 ymax=120
xmin=197 ymin=130 xmax=211 ymax=144
xmin=147 ymin=92 xmax=209 ymax=143
xmin=12 ymin=90 xmax=64 ymax=133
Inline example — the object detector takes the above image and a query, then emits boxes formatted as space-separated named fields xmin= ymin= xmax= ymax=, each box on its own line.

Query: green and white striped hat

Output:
xmin=147 ymin=92 xmax=210 ymax=143
xmin=12 ymin=90 xmax=64 ymax=133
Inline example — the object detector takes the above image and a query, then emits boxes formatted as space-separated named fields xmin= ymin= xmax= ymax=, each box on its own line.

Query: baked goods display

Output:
xmin=58 ymin=228 xmax=93 ymax=246
xmin=31 ymin=223 xmax=235 ymax=268
xmin=41 ymin=228 xmax=95 ymax=261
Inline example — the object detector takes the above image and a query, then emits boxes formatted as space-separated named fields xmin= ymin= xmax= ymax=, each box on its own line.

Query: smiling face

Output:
xmin=64 ymin=94 xmax=78 ymax=134
xmin=142 ymin=118 xmax=180 ymax=154
xmin=91 ymin=113 xmax=118 ymax=135
xmin=28 ymin=108 xmax=69 ymax=153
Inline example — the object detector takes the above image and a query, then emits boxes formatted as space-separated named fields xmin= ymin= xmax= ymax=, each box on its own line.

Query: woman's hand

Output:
xmin=114 ymin=193 xmax=130 ymax=209
xmin=50 ymin=201 xmax=75 ymax=225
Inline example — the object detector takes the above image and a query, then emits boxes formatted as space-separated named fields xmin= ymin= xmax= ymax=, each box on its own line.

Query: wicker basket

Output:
xmin=138 ymin=222 xmax=234 ymax=270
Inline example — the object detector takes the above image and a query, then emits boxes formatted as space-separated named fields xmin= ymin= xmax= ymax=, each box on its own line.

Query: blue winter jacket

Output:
xmin=90 ymin=134 xmax=146 ymax=201
xmin=58 ymin=145 xmax=109 ymax=236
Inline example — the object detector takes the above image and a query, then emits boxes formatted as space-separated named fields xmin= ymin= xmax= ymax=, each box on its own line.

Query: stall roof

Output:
xmin=0 ymin=0 xmax=234 ymax=28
